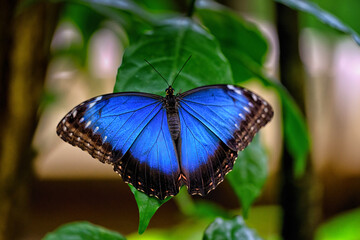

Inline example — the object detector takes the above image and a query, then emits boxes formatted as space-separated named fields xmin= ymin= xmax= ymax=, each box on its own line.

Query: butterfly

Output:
xmin=57 ymin=83 xmax=273 ymax=200
xmin=56 ymin=59 xmax=273 ymax=200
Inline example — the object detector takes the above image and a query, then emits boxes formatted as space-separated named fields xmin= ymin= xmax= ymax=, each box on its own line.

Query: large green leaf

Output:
xmin=116 ymin=18 xmax=233 ymax=233
xmin=203 ymin=216 xmax=263 ymax=240
xmin=114 ymin=17 xmax=233 ymax=95
xmin=196 ymin=0 xmax=268 ymax=83
xmin=129 ymin=185 xmax=170 ymax=234
xmin=227 ymin=135 xmax=268 ymax=218
xmin=275 ymin=0 xmax=360 ymax=45
xmin=315 ymin=208 xmax=360 ymax=240
xmin=43 ymin=222 xmax=126 ymax=240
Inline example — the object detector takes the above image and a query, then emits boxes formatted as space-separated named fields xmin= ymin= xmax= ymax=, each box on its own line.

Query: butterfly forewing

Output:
xmin=178 ymin=85 xmax=273 ymax=152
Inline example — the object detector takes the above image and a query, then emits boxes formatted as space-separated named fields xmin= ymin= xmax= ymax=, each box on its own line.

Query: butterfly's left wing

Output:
xmin=57 ymin=93 xmax=181 ymax=199
xmin=177 ymin=84 xmax=273 ymax=196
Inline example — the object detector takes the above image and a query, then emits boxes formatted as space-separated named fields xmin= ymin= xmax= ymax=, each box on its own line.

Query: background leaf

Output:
xmin=275 ymin=0 xmax=360 ymax=45
xmin=258 ymin=75 xmax=310 ymax=176
xmin=43 ymin=222 xmax=126 ymax=240
xmin=56 ymin=0 xmax=157 ymax=43
xmin=203 ymin=216 xmax=263 ymax=240
xmin=227 ymin=135 xmax=268 ymax=218
xmin=196 ymin=0 xmax=268 ymax=83
xmin=280 ymin=88 xmax=310 ymax=175
xmin=129 ymin=185 xmax=171 ymax=234
xmin=114 ymin=17 xmax=233 ymax=95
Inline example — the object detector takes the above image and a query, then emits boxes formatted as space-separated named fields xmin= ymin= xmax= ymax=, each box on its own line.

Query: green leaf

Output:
xmin=129 ymin=185 xmax=170 ymax=234
xmin=227 ymin=135 xmax=268 ymax=218
xmin=279 ymin=88 xmax=310 ymax=175
xmin=115 ymin=17 xmax=232 ymax=235
xmin=43 ymin=222 xmax=126 ymax=240
xmin=256 ymin=75 xmax=310 ymax=176
xmin=315 ymin=208 xmax=360 ymax=240
xmin=203 ymin=216 xmax=263 ymax=240
xmin=196 ymin=0 xmax=268 ymax=82
xmin=114 ymin=17 xmax=233 ymax=95
xmin=275 ymin=0 xmax=360 ymax=46
xmin=81 ymin=0 xmax=156 ymax=24
xmin=56 ymin=0 xmax=157 ymax=43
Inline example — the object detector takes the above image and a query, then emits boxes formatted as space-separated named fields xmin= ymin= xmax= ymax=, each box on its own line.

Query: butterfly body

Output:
xmin=164 ymin=86 xmax=181 ymax=140
xmin=57 ymin=84 xmax=273 ymax=199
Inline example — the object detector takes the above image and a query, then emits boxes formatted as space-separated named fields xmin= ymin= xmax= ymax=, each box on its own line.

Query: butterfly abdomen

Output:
xmin=165 ymin=94 xmax=181 ymax=140
xmin=167 ymin=111 xmax=180 ymax=140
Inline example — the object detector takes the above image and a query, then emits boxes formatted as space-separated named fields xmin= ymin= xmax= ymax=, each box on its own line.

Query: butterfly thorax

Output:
xmin=165 ymin=86 xmax=180 ymax=141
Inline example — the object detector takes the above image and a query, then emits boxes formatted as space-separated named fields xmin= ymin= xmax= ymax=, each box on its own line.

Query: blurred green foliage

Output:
xmin=315 ymin=208 xmax=360 ymax=240
xmin=275 ymin=0 xmax=360 ymax=45
xmin=60 ymin=4 xmax=104 ymax=66
xmin=196 ymin=1 xmax=268 ymax=83
xmin=302 ymin=0 xmax=360 ymax=36
xmin=203 ymin=216 xmax=262 ymax=240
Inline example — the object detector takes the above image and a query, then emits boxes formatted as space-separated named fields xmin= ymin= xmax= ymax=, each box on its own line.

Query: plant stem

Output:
xmin=275 ymin=3 xmax=321 ymax=240
xmin=0 ymin=1 xmax=60 ymax=239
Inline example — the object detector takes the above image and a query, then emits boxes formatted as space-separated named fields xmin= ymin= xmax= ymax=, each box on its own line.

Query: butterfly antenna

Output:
xmin=144 ymin=59 xmax=169 ymax=87
xmin=171 ymin=55 xmax=192 ymax=86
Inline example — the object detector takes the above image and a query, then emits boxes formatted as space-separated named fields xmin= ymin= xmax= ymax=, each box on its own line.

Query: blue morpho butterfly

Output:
xmin=57 ymin=57 xmax=273 ymax=200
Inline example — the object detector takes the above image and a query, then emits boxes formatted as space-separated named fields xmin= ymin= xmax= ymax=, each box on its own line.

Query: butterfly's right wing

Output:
xmin=57 ymin=93 xmax=181 ymax=199
xmin=177 ymin=85 xmax=273 ymax=196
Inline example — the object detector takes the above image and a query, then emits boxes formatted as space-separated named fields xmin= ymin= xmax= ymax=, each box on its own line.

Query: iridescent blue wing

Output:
xmin=113 ymin=108 xmax=181 ymax=199
xmin=57 ymin=93 xmax=181 ymax=199
xmin=177 ymin=84 xmax=273 ymax=196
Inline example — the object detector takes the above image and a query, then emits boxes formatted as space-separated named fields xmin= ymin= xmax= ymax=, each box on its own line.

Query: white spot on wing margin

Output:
xmin=227 ymin=85 xmax=242 ymax=95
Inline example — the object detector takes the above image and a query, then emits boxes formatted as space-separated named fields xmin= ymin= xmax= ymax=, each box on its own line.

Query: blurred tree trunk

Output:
xmin=0 ymin=1 xmax=59 ymax=239
xmin=276 ymin=3 xmax=321 ymax=240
